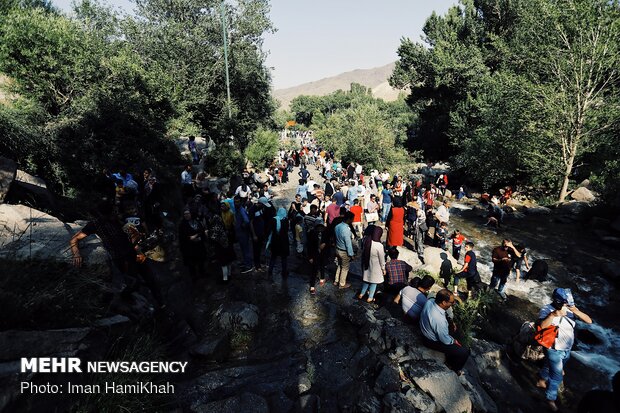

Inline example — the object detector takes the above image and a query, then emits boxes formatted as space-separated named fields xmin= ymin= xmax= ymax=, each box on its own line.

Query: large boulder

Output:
xmin=215 ymin=301 xmax=259 ymax=331
xmin=570 ymin=186 xmax=595 ymax=202
xmin=0 ymin=157 xmax=17 ymax=203
xmin=396 ymin=246 xmax=422 ymax=272
xmin=421 ymin=247 xmax=459 ymax=280
xmin=0 ymin=204 xmax=106 ymax=264
xmin=405 ymin=360 xmax=472 ymax=413
xmin=524 ymin=206 xmax=551 ymax=215
xmin=558 ymin=201 xmax=589 ymax=216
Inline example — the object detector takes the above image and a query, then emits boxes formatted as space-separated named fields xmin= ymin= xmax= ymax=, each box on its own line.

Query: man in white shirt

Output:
xmin=435 ymin=199 xmax=450 ymax=224
xmin=536 ymin=288 xmax=592 ymax=411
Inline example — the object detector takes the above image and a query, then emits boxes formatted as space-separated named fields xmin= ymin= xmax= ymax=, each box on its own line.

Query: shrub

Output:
xmin=452 ymin=289 xmax=496 ymax=347
xmin=244 ymin=128 xmax=279 ymax=169
xmin=202 ymin=143 xmax=245 ymax=178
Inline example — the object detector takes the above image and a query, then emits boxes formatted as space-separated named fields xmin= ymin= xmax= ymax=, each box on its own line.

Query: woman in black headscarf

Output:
xmin=358 ymin=226 xmax=385 ymax=303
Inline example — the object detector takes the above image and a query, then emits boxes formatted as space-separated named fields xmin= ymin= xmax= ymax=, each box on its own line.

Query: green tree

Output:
xmin=244 ymin=128 xmax=279 ymax=168
xmin=315 ymin=104 xmax=409 ymax=171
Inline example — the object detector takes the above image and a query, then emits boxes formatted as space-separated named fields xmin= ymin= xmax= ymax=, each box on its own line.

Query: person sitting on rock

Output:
xmin=394 ymin=275 xmax=435 ymax=322
xmin=419 ymin=289 xmax=470 ymax=374
xmin=384 ymin=247 xmax=413 ymax=295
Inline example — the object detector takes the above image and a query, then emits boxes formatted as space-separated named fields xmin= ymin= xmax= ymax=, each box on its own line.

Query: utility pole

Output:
xmin=220 ymin=0 xmax=232 ymax=120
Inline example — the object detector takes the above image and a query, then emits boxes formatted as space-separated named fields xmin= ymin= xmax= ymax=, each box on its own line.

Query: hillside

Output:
xmin=273 ymin=62 xmax=405 ymax=109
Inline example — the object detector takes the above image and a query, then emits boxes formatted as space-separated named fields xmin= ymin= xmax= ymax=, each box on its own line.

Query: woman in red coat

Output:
xmin=386 ymin=197 xmax=405 ymax=247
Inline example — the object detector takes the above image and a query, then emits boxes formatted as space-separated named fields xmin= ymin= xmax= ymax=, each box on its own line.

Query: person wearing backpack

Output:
xmin=536 ymin=288 xmax=592 ymax=412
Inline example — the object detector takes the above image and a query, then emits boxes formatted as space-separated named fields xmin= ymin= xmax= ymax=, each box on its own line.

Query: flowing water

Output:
xmin=449 ymin=201 xmax=620 ymax=386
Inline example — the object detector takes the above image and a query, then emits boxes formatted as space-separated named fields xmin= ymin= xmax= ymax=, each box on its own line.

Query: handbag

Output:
xmin=365 ymin=212 xmax=379 ymax=222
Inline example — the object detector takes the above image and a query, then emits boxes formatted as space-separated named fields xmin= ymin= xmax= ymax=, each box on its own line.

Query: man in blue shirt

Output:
xmin=380 ymin=183 xmax=393 ymax=223
xmin=296 ymin=179 xmax=308 ymax=198
xmin=333 ymin=187 xmax=345 ymax=206
xmin=419 ymin=289 xmax=470 ymax=373
xmin=347 ymin=180 xmax=358 ymax=204
xmin=334 ymin=211 xmax=355 ymax=289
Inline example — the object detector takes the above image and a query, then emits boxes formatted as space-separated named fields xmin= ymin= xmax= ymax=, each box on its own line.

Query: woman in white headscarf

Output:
xmin=266 ymin=207 xmax=290 ymax=277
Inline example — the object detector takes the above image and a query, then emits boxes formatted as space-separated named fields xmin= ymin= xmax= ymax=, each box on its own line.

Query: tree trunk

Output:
xmin=558 ymin=142 xmax=578 ymax=202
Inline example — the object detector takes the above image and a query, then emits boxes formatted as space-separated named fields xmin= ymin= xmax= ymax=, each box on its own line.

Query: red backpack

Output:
xmin=533 ymin=317 xmax=564 ymax=349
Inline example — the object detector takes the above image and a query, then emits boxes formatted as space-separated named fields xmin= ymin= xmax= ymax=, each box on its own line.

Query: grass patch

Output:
xmin=71 ymin=325 xmax=171 ymax=413
xmin=452 ymin=289 xmax=497 ymax=347
xmin=0 ymin=259 xmax=110 ymax=330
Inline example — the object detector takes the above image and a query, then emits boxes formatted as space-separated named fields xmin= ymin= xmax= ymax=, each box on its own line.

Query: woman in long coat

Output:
xmin=358 ymin=226 xmax=385 ymax=303
xmin=386 ymin=197 xmax=405 ymax=247
xmin=267 ymin=207 xmax=290 ymax=277
xmin=178 ymin=209 xmax=206 ymax=279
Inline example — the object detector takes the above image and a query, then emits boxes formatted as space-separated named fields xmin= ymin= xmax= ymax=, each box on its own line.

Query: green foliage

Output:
xmin=452 ymin=289 xmax=496 ymax=347
xmin=245 ymin=128 xmax=279 ymax=168
xmin=315 ymin=103 xmax=410 ymax=171
xmin=202 ymin=143 xmax=245 ymax=177
xmin=392 ymin=0 xmax=620 ymax=201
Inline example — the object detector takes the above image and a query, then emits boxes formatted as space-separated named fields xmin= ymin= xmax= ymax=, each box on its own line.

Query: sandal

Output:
xmin=319 ymin=279 xmax=325 ymax=286
xmin=366 ymin=297 xmax=375 ymax=303
xmin=309 ymin=287 xmax=316 ymax=295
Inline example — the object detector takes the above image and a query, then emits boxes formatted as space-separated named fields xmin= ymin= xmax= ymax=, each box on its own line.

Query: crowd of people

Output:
xmin=68 ymin=138 xmax=613 ymax=412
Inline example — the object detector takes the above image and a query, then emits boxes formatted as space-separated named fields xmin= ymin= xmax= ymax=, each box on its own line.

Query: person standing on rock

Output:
xmin=180 ymin=164 xmax=194 ymax=201
xmin=249 ymin=197 xmax=275 ymax=272
xmin=536 ymin=288 xmax=592 ymax=412
xmin=490 ymin=239 xmax=521 ymax=299
xmin=233 ymin=196 xmax=254 ymax=274
xmin=453 ymin=241 xmax=480 ymax=298
xmin=358 ymin=226 xmax=385 ymax=303
xmin=266 ymin=207 xmax=290 ymax=278
xmin=334 ymin=211 xmax=355 ymax=289
xmin=419 ymin=289 xmax=470 ymax=374
xmin=380 ymin=182 xmax=393 ymax=223
xmin=307 ymin=224 xmax=327 ymax=294
xmin=178 ymin=208 xmax=207 ymax=280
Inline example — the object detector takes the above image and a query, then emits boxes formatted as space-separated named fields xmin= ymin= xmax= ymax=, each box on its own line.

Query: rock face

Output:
xmin=396 ymin=246 xmax=421 ymax=271
xmin=192 ymin=392 xmax=269 ymax=413
xmin=0 ymin=156 xmax=17 ymax=203
xmin=405 ymin=361 xmax=472 ymax=413
xmin=215 ymin=301 xmax=260 ymax=331
xmin=0 ymin=204 xmax=106 ymax=263
xmin=601 ymin=262 xmax=620 ymax=286
xmin=0 ymin=328 xmax=90 ymax=361
xmin=421 ymin=246 xmax=459 ymax=281
xmin=570 ymin=186 xmax=595 ymax=202
xmin=524 ymin=206 xmax=551 ymax=215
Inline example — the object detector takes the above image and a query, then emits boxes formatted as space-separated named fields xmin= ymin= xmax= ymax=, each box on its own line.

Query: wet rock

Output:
xmin=0 ymin=156 xmax=17 ymax=202
xmin=405 ymin=360 xmax=472 ymax=413
xmin=215 ymin=301 xmax=259 ymax=331
xmin=524 ymin=206 xmax=551 ymax=215
xmin=570 ymin=187 xmax=595 ymax=202
xmin=337 ymin=382 xmax=380 ymax=413
xmin=0 ymin=328 xmax=90 ymax=360
xmin=373 ymin=364 xmax=401 ymax=395
xmin=191 ymin=392 xmax=269 ymax=413
xmin=575 ymin=328 xmax=603 ymax=346
xmin=600 ymin=262 xmax=620 ymax=286
xmin=295 ymin=394 xmax=320 ymax=413
xmin=190 ymin=335 xmax=230 ymax=360
xmin=458 ymin=372 xmax=498 ymax=413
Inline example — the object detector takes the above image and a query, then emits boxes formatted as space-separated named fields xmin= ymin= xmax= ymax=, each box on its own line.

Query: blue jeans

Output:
xmin=540 ymin=348 xmax=570 ymax=401
xmin=381 ymin=203 xmax=391 ymax=223
xmin=360 ymin=282 xmax=378 ymax=299
xmin=236 ymin=231 xmax=253 ymax=269
xmin=489 ymin=272 xmax=509 ymax=294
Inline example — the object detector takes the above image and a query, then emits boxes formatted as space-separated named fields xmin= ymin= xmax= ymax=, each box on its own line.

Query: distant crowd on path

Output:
xmin=67 ymin=137 xmax=612 ymax=413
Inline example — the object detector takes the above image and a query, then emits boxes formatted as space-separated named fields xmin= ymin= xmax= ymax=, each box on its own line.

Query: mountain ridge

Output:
xmin=273 ymin=62 xmax=404 ymax=110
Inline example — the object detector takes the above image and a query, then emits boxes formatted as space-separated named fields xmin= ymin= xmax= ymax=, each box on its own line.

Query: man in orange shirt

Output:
xmin=350 ymin=198 xmax=363 ymax=239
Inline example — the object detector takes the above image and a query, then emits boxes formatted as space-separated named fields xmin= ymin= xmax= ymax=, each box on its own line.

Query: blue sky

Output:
xmin=53 ymin=0 xmax=458 ymax=89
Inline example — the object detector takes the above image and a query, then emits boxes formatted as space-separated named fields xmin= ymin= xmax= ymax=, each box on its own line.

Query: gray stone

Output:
xmin=382 ymin=392 xmax=419 ymax=413
xmin=421 ymin=246 xmax=459 ymax=278
xmin=0 ymin=204 xmax=107 ymax=264
xmin=191 ymin=335 xmax=230 ymax=360
xmin=295 ymin=394 xmax=320 ymax=413
xmin=215 ymin=301 xmax=259 ymax=331
xmin=524 ymin=206 xmax=551 ymax=215
xmin=0 ymin=156 xmax=17 ymax=203
xmin=403 ymin=386 xmax=437 ymax=413
xmin=396 ymin=246 xmax=421 ymax=271
xmin=270 ymin=391 xmax=294 ymax=413
xmin=558 ymin=201 xmax=589 ymax=215
xmin=578 ymin=179 xmax=591 ymax=188
xmin=297 ymin=373 xmax=312 ymax=394
xmin=405 ymin=360 xmax=472 ymax=413
xmin=92 ymin=315 xmax=131 ymax=329
xmin=458 ymin=371 xmax=498 ymax=413
xmin=373 ymin=364 xmax=401 ymax=395
xmin=0 ymin=328 xmax=90 ymax=361
xmin=570 ymin=186 xmax=595 ymax=202
xmin=192 ymin=392 xmax=269 ymax=413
